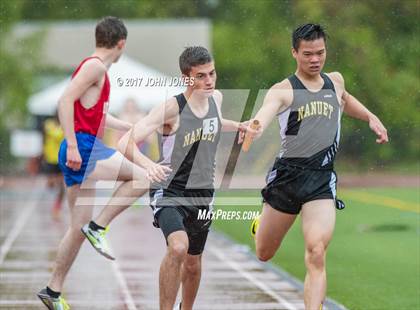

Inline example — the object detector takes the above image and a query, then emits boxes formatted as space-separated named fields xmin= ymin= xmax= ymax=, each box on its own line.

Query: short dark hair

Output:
xmin=292 ymin=23 xmax=326 ymax=50
xmin=95 ymin=16 xmax=127 ymax=48
xmin=179 ymin=46 xmax=213 ymax=75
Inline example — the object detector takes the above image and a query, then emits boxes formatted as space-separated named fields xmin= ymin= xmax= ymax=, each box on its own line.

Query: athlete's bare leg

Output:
xmin=255 ymin=202 xmax=297 ymax=261
xmin=48 ymin=152 xmax=148 ymax=290
xmin=180 ymin=254 xmax=202 ymax=310
xmin=160 ymin=231 xmax=189 ymax=310
xmin=301 ymin=199 xmax=335 ymax=310
xmin=51 ymin=174 xmax=65 ymax=219
xmin=47 ymin=180 xmax=96 ymax=291
xmin=87 ymin=151 xmax=149 ymax=227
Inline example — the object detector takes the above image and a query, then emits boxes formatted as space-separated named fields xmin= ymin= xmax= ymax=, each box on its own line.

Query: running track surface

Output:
xmin=0 ymin=177 xmax=346 ymax=310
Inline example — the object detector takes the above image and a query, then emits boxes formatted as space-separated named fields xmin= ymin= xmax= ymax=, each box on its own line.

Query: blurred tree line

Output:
xmin=0 ymin=1 xmax=41 ymax=170
xmin=0 ymin=0 xmax=418 ymax=169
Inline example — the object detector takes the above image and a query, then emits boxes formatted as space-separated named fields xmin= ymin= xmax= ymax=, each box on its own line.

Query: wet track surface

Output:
xmin=0 ymin=177 xmax=345 ymax=310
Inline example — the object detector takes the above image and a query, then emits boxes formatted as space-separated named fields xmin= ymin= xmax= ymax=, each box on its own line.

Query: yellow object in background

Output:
xmin=43 ymin=118 xmax=64 ymax=164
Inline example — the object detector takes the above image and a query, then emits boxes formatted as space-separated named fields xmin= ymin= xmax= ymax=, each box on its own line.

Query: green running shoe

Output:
xmin=250 ymin=215 xmax=260 ymax=238
xmin=81 ymin=224 xmax=115 ymax=260
xmin=37 ymin=288 xmax=70 ymax=310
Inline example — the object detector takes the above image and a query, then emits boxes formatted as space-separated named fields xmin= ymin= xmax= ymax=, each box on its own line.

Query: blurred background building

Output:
xmin=12 ymin=19 xmax=211 ymax=77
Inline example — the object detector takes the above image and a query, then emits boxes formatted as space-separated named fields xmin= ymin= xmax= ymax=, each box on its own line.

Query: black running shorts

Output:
xmin=261 ymin=158 xmax=338 ymax=214
xmin=150 ymin=188 xmax=214 ymax=255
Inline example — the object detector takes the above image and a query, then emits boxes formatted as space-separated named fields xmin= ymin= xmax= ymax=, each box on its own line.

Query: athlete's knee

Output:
xmin=167 ymin=238 xmax=188 ymax=262
xmin=256 ymin=245 xmax=275 ymax=262
xmin=305 ymin=242 xmax=326 ymax=270
xmin=184 ymin=257 xmax=201 ymax=276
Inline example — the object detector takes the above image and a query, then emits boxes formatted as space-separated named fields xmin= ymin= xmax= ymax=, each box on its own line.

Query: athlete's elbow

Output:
xmin=57 ymin=97 xmax=65 ymax=114
xmin=57 ymin=98 xmax=70 ymax=125
xmin=57 ymin=96 xmax=73 ymax=116
xmin=58 ymin=94 xmax=73 ymax=107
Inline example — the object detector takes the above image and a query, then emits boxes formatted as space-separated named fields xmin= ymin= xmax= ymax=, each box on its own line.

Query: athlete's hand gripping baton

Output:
xmin=242 ymin=119 xmax=261 ymax=152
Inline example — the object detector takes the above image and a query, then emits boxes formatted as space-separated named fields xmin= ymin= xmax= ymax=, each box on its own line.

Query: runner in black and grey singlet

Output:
xmin=248 ymin=24 xmax=388 ymax=310
xmin=279 ymin=72 xmax=341 ymax=169
xmin=262 ymin=72 xmax=343 ymax=215
xmin=154 ymin=92 xmax=221 ymax=192
xmin=118 ymin=46 xmax=249 ymax=309
xmin=150 ymin=92 xmax=221 ymax=231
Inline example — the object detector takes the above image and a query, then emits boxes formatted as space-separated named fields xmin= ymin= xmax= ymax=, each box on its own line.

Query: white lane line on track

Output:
xmin=99 ymin=189 xmax=137 ymax=310
xmin=208 ymin=246 xmax=297 ymax=310
xmin=109 ymin=245 xmax=137 ymax=310
xmin=0 ymin=179 xmax=44 ymax=265
xmin=0 ymin=300 xmax=131 ymax=306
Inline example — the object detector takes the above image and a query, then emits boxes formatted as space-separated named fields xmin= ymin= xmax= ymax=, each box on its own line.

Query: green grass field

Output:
xmin=212 ymin=188 xmax=420 ymax=310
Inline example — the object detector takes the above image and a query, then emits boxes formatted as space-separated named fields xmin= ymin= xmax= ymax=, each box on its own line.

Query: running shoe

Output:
xmin=250 ymin=215 xmax=260 ymax=237
xmin=37 ymin=288 xmax=70 ymax=310
xmin=81 ymin=224 xmax=115 ymax=260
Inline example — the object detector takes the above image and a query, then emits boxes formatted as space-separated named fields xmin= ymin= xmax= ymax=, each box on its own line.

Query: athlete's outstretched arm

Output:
xmin=117 ymin=98 xmax=177 ymax=182
xmin=329 ymin=71 xmax=388 ymax=144
xmin=331 ymin=71 xmax=389 ymax=144
xmin=221 ymin=119 xmax=248 ymax=132
xmin=247 ymin=80 xmax=291 ymax=139
xmin=343 ymin=91 xmax=388 ymax=144
xmin=58 ymin=58 xmax=105 ymax=170
xmin=212 ymin=90 xmax=248 ymax=133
